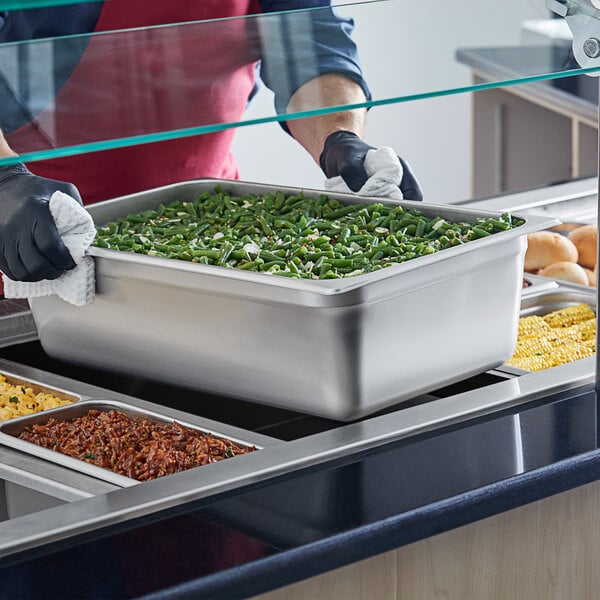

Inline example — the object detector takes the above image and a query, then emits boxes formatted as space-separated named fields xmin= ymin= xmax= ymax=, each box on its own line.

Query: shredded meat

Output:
xmin=18 ymin=409 xmax=256 ymax=481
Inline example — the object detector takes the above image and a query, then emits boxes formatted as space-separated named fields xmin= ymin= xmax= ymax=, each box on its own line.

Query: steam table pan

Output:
xmin=0 ymin=368 xmax=82 ymax=422
xmin=499 ymin=277 xmax=597 ymax=376
xmin=29 ymin=180 xmax=556 ymax=421
xmin=0 ymin=399 xmax=263 ymax=487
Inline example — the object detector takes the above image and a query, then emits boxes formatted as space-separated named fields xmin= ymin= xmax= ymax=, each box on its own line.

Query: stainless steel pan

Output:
xmin=29 ymin=180 xmax=556 ymax=420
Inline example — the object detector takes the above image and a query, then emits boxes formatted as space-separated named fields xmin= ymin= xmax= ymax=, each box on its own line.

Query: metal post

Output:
xmin=596 ymin=77 xmax=600 ymax=391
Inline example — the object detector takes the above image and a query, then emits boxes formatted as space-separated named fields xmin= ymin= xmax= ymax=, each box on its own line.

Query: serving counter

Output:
xmin=0 ymin=178 xmax=597 ymax=598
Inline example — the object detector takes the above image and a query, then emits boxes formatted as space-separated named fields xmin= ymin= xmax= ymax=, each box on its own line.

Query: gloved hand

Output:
xmin=319 ymin=130 xmax=423 ymax=201
xmin=0 ymin=162 xmax=82 ymax=282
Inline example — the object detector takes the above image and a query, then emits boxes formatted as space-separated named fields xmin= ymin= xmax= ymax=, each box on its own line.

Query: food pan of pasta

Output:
xmin=0 ymin=370 xmax=80 ymax=421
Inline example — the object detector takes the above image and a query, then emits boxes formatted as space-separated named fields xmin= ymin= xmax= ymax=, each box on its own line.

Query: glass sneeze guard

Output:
xmin=0 ymin=0 xmax=598 ymax=167
xmin=0 ymin=0 xmax=96 ymax=8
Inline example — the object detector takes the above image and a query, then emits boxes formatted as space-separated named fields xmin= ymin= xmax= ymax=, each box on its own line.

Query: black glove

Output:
xmin=319 ymin=130 xmax=423 ymax=201
xmin=0 ymin=162 xmax=83 ymax=282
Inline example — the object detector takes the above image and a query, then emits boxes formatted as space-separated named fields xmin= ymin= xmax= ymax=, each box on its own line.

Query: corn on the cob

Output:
xmin=517 ymin=315 xmax=551 ymax=338
xmin=511 ymin=337 xmax=556 ymax=360
xmin=549 ymin=342 xmax=595 ymax=366
xmin=572 ymin=319 xmax=596 ymax=342
xmin=507 ymin=303 xmax=596 ymax=372
xmin=543 ymin=303 xmax=595 ymax=328
xmin=583 ymin=338 xmax=596 ymax=353
xmin=507 ymin=355 xmax=555 ymax=372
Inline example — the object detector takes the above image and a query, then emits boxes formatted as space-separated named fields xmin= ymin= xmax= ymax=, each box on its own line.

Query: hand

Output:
xmin=319 ymin=130 xmax=423 ymax=201
xmin=0 ymin=162 xmax=82 ymax=282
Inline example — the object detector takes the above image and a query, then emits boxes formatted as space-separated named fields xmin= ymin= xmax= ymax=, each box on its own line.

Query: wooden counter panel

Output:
xmin=253 ymin=479 xmax=600 ymax=599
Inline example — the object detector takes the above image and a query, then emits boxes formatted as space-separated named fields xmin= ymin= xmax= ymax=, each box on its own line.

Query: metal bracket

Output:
xmin=547 ymin=0 xmax=569 ymax=16
xmin=546 ymin=0 xmax=600 ymax=396
xmin=547 ymin=0 xmax=600 ymax=73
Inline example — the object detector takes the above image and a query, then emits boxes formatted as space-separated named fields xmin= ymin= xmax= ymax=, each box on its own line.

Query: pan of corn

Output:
xmin=0 ymin=370 xmax=80 ymax=421
xmin=505 ymin=281 xmax=596 ymax=373
xmin=29 ymin=179 xmax=556 ymax=421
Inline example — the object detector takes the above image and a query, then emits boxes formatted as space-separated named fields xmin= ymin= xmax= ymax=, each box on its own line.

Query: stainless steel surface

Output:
xmin=465 ymin=174 xmax=600 ymax=386
xmin=0 ymin=300 xmax=37 ymax=349
xmin=499 ymin=277 xmax=597 ymax=376
xmin=584 ymin=37 xmax=600 ymax=58
xmin=29 ymin=179 xmax=556 ymax=421
xmin=0 ymin=277 xmax=595 ymax=551
xmin=0 ymin=355 xmax=593 ymax=558
xmin=597 ymin=76 xmax=599 ymax=410
xmin=0 ymin=399 xmax=263 ymax=488
xmin=0 ymin=184 xmax=591 ymax=559
xmin=547 ymin=0 xmax=569 ymax=16
xmin=547 ymin=0 xmax=600 ymax=74
xmin=520 ymin=277 xmax=596 ymax=315
xmin=2 ymin=482 xmax=66 ymax=520
xmin=0 ymin=358 xmax=277 ymax=448
xmin=596 ymin=77 xmax=599 ymax=398
xmin=463 ymin=177 xmax=598 ymax=224
xmin=0 ymin=446 xmax=117 ymax=502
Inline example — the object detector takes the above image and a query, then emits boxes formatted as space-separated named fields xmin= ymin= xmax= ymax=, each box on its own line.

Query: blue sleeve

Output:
xmin=0 ymin=4 xmax=102 ymax=133
xmin=0 ymin=4 xmax=102 ymax=43
xmin=257 ymin=0 xmax=371 ymax=118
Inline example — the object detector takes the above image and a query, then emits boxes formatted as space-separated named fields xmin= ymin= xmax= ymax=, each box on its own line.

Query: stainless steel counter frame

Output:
xmin=1 ymin=177 xmax=598 ymax=559
xmin=0 ymin=351 xmax=594 ymax=558
xmin=456 ymin=176 xmax=598 ymax=223
xmin=0 ymin=445 xmax=117 ymax=502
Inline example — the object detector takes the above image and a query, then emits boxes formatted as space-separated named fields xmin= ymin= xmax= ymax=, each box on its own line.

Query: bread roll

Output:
xmin=584 ymin=267 xmax=596 ymax=287
xmin=538 ymin=261 xmax=589 ymax=286
xmin=550 ymin=223 xmax=587 ymax=234
xmin=524 ymin=232 xmax=578 ymax=272
xmin=568 ymin=224 xmax=597 ymax=269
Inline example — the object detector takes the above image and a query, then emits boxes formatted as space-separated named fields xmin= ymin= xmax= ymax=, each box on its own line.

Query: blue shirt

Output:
xmin=0 ymin=1 xmax=371 ymax=133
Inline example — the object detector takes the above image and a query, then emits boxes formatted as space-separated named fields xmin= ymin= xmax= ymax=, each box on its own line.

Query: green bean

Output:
xmin=238 ymin=260 xmax=259 ymax=270
xmin=272 ymin=270 xmax=300 ymax=278
xmin=472 ymin=226 xmax=492 ymax=238
xmin=126 ymin=214 xmax=147 ymax=223
xmin=319 ymin=263 xmax=333 ymax=278
xmin=313 ymin=236 xmax=331 ymax=247
xmin=330 ymin=258 xmax=353 ymax=268
xmin=325 ymin=204 xmax=361 ymax=219
xmin=306 ymin=251 xmax=335 ymax=261
xmin=93 ymin=187 xmax=524 ymax=280
xmin=262 ymin=260 xmax=286 ymax=270
xmin=192 ymin=250 xmax=220 ymax=260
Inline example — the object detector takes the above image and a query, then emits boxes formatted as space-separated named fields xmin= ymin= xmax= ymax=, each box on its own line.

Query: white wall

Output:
xmin=232 ymin=0 xmax=547 ymax=203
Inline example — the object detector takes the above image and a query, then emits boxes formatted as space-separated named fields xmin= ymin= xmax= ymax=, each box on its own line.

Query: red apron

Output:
xmin=6 ymin=0 xmax=262 ymax=204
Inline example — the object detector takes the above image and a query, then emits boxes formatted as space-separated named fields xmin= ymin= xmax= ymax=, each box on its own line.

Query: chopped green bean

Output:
xmin=93 ymin=188 xmax=524 ymax=280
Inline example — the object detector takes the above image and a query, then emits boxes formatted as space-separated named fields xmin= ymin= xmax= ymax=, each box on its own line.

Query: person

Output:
xmin=0 ymin=0 xmax=422 ymax=284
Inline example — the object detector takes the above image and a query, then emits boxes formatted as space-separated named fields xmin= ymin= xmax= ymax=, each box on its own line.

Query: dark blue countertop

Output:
xmin=0 ymin=379 xmax=598 ymax=599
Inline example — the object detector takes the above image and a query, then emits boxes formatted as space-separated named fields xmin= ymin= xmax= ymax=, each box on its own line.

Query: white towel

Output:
xmin=324 ymin=147 xmax=404 ymax=200
xmin=2 ymin=191 xmax=96 ymax=307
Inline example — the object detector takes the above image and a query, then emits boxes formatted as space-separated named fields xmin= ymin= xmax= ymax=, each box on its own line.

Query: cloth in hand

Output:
xmin=324 ymin=147 xmax=404 ymax=200
xmin=2 ymin=191 xmax=96 ymax=306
